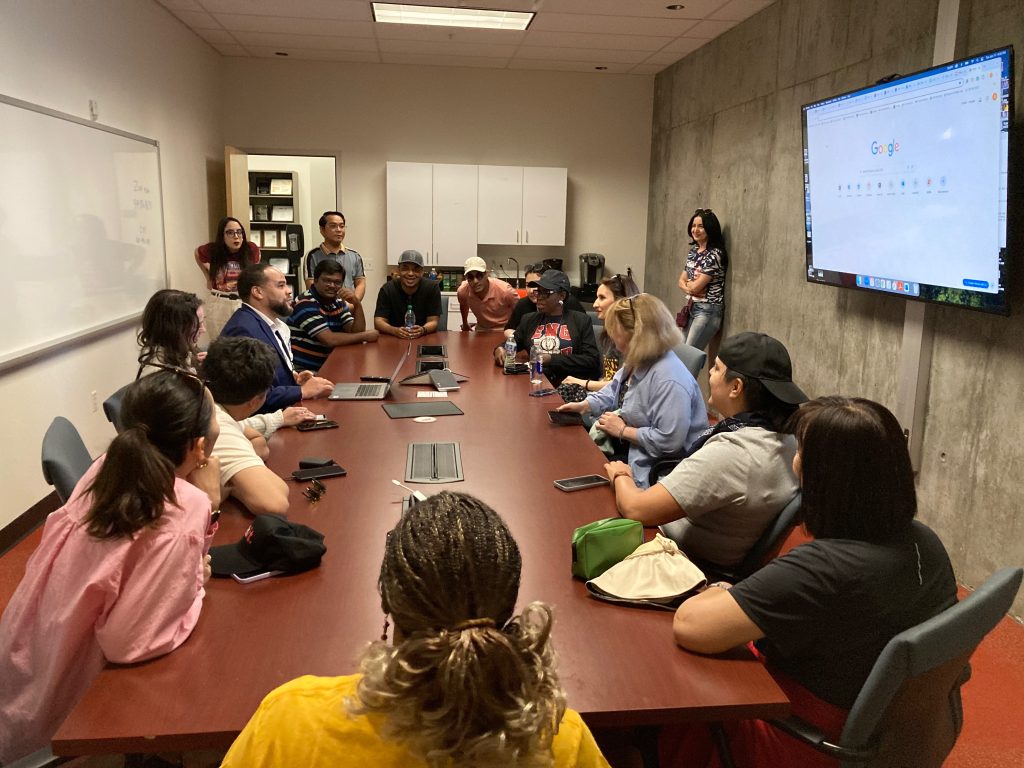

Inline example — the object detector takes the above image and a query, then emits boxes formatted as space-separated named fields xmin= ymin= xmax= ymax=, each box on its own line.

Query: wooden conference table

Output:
xmin=54 ymin=332 xmax=788 ymax=756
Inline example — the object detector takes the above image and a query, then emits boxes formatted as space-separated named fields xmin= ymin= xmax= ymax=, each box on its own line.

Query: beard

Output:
xmin=270 ymin=298 xmax=293 ymax=318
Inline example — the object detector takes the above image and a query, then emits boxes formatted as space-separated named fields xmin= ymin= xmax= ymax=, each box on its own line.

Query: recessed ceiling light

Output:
xmin=275 ymin=51 xmax=289 ymax=56
xmin=666 ymin=4 xmax=686 ymax=9
xmin=595 ymin=66 xmax=608 ymax=70
xmin=372 ymin=3 xmax=534 ymax=31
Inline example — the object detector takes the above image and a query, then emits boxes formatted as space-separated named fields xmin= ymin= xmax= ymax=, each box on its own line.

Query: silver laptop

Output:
xmin=328 ymin=344 xmax=411 ymax=400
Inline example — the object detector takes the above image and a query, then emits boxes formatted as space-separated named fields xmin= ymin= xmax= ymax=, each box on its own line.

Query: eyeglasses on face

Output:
xmin=325 ymin=222 xmax=346 ymax=230
xmin=224 ymin=229 xmax=244 ymax=237
xmin=135 ymin=362 xmax=208 ymax=437
xmin=535 ymin=288 xmax=555 ymax=298
xmin=318 ymin=277 xmax=344 ymax=287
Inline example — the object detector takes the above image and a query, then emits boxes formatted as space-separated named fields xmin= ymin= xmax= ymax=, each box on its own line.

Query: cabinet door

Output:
xmin=432 ymin=164 xmax=478 ymax=266
xmin=477 ymin=165 xmax=523 ymax=245
xmin=522 ymin=166 xmax=567 ymax=246
xmin=386 ymin=162 xmax=433 ymax=263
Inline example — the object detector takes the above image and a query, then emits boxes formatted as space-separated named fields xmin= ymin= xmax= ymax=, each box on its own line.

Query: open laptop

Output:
xmin=328 ymin=343 xmax=411 ymax=400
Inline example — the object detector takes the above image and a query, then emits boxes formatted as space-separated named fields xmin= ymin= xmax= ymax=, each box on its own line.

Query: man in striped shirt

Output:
xmin=287 ymin=259 xmax=378 ymax=373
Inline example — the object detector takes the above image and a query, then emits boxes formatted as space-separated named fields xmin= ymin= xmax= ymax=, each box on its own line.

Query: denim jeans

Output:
xmin=684 ymin=302 xmax=723 ymax=352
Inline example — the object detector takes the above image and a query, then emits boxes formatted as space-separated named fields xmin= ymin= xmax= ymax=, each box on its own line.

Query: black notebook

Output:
xmin=382 ymin=401 xmax=464 ymax=419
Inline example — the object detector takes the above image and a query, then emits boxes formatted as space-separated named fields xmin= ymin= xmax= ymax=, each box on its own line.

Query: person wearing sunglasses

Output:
xmin=557 ymin=294 xmax=706 ymax=488
xmin=223 ymin=492 xmax=610 ymax=768
xmin=201 ymin=336 xmax=294 ymax=518
xmin=677 ymin=208 xmax=728 ymax=353
xmin=505 ymin=262 xmax=586 ymax=331
xmin=457 ymin=256 xmax=519 ymax=332
xmin=193 ymin=216 xmax=262 ymax=340
xmin=0 ymin=372 xmax=222 ymax=764
xmin=493 ymin=269 xmax=600 ymax=386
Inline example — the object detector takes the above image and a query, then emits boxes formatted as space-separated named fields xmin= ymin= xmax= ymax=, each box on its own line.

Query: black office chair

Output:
xmin=41 ymin=416 xmax=93 ymax=504
xmin=760 ymin=565 xmax=1023 ymax=767
xmin=437 ymin=295 xmax=449 ymax=332
xmin=102 ymin=383 xmax=130 ymax=433
xmin=672 ymin=341 xmax=706 ymax=378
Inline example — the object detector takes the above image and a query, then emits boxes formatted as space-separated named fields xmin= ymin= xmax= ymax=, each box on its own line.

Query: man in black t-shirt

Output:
xmin=373 ymin=250 xmax=442 ymax=339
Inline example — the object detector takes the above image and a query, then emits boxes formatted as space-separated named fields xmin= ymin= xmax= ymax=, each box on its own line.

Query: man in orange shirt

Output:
xmin=456 ymin=256 xmax=519 ymax=332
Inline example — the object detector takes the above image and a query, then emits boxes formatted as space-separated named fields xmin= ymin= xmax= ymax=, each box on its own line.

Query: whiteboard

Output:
xmin=0 ymin=95 xmax=166 ymax=369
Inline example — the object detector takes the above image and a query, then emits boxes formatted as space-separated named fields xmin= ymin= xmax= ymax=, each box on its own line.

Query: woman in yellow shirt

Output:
xmin=223 ymin=492 xmax=610 ymax=768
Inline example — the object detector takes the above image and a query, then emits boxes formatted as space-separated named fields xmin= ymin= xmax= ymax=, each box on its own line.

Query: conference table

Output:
xmin=53 ymin=331 xmax=788 ymax=756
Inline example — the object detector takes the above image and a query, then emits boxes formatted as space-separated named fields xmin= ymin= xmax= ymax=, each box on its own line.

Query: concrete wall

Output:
xmin=220 ymin=59 xmax=655 ymax=306
xmin=0 ymin=0 xmax=224 ymax=527
xmin=645 ymin=0 xmax=1024 ymax=616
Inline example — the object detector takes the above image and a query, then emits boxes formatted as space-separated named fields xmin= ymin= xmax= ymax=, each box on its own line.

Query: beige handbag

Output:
xmin=585 ymin=534 xmax=707 ymax=610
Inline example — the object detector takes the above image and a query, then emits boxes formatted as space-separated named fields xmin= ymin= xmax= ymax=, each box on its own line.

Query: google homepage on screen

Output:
xmin=802 ymin=48 xmax=1010 ymax=308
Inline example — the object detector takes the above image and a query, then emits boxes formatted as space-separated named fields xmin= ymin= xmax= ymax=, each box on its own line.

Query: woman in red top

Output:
xmin=193 ymin=217 xmax=261 ymax=340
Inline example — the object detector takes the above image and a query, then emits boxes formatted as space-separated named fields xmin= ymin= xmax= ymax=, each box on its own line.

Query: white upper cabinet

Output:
xmin=386 ymin=161 xmax=433 ymax=263
xmin=477 ymin=165 xmax=524 ymax=245
xmin=432 ymin=164 xmax=478 ymax=265
xmin=522 ymin=166 xmax=567 ymax=247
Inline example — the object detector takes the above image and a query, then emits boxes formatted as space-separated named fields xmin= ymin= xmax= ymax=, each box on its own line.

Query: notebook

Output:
xmin=382 ymin=401 xmax=464 ymax=419
xmin=328 ymin=344 xmax=411 ymax=400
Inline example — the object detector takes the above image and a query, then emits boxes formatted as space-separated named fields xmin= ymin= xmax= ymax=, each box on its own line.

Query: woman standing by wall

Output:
xmin=678 ymin=208 xmax=727 ymax=353
xmin=194 ymin=217 xmax=262 ymax=340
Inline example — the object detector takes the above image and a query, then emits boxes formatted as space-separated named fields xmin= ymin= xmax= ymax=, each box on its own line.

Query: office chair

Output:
xmin=41 ymin=416 xmax=93 ymax=504
xmin=102 ymin=383 xmax=130 ymax=433
xmin=672 ymin=341 xmax=706 ymax=378
xmin=437 ymin=295 xmax=449 ymax=331
xmin=659 ymin=493 xmax=803 ymax=583
xmin=762 ymin=564 xmax=1024 ymax=767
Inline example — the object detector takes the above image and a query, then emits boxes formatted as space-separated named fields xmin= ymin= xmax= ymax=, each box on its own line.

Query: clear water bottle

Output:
xmin=529 ymin=340 xmax=543 ymax=384
xmin=404 ymin=304 xmax=415 ymax=331
xmin=503 ymin=335 xmax=517 ymax=368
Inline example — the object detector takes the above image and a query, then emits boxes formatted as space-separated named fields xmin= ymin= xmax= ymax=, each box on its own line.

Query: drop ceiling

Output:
xmin=156 ymin=0 xmax=775 ymax=75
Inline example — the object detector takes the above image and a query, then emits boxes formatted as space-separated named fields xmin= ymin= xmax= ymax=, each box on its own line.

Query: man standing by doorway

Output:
xmin=303 ymin=211 xmax=366 ymax=301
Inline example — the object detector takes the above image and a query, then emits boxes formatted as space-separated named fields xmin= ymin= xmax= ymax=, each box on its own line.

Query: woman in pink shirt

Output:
xmin=0 ymin=370 xmax=222 ymax=764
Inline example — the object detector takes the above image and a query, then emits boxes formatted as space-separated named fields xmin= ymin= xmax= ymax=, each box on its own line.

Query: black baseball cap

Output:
xmin=527 ymin=269 xmax=571 ymax=294
xmin=717 ymin=332 xmax=808 ymax=405
xmin=210 ymin=514 xmax=326 ymax=578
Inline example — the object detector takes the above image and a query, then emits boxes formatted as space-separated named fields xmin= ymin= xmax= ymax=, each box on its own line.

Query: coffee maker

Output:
xmin=577 ymin=253 xmax=605 ymax=302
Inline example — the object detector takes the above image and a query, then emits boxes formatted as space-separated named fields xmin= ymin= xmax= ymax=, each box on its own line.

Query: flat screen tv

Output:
xmin=801 ymin=46 xmax=1013 ymax=315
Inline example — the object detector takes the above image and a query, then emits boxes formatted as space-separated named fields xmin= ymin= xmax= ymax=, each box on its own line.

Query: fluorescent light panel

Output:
xmin=371 ymin=3 xmax=533 ymax=31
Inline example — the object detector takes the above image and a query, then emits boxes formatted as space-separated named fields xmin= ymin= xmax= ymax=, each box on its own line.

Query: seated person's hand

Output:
xmin=281 ymin=406 xmax=317 ymax=426
xmin=596 ymin=411 xmax=626 ymax=436
xmin=603 ymin=460 xmax=632 ymax=484
xmin=556 ymin=401 xmax=589 ymax=414
xmin=562 ymin=375 xmax=585 ymax=387
xmin=301 ymin=376 xmax=335 ymax=399
xmin=338 ymin=288 xmax=358 ymax=305
xmin=493 ymin=345 xmax=508 ymax=366
xmin=363 ymin=329 xmax=380 ymax=343
xmin=202 ymin=554 xmax=212 ymax=586
xmin=294 ymin=370 xmax=314 ymax=385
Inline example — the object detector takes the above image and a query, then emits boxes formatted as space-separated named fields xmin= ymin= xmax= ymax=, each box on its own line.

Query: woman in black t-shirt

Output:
xmin=668 ymin=396 xmax=957 ymax=767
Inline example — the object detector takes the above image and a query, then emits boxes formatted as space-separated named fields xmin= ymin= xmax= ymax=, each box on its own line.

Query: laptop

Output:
xmin=328 ymin=344 xmax=411 ymax=400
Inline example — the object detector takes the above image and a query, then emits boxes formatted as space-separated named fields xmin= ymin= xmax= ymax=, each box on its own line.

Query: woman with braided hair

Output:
xmin=223 ymin=491 xmax=610 ymax=768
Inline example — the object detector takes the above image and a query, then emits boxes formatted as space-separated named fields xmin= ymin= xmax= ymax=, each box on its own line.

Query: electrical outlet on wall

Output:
xmin=90 ymin=390 xmax=98 ymax=413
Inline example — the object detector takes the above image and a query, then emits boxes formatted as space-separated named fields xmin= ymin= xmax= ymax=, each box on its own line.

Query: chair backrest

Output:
xmin=41 ymin=416 xmax=93 ymax=504
xmin=839 ymin=566 xmax=1023 ymax=767
xmin=103 ymin=383 xmax=130 ymax=433
xmin=587 ymin=309 xmax=603 ymax=329
xmin=437 ymin=294 xmax=449 ymax=331
xmin=734 ymin=492 xmax=802 ymax=579
xmin=673 ymin=341 xmax=706 ymax=378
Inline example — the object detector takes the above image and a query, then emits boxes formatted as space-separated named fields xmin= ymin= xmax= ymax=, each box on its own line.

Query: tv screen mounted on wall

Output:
xmin=801 ymin=46 xmax=1013 ymax=315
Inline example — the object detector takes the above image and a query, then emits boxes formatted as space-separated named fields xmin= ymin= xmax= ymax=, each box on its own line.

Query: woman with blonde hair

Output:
xmin=557 ymin=294 xmax=707 ymax=488
xmin=222 ymin=491 xmax=609 ymax=768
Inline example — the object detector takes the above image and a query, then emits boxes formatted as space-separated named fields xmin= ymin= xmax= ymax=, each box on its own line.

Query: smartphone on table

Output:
xmin=553 ymin=474 xmax=610 ymax=492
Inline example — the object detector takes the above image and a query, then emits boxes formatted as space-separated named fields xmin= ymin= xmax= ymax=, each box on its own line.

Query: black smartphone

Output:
xmin=548 ymin=410 xmax=584 ymax=426
xmin=503 ymin=363 xmax=529 ymax=375
xmin=292 ymin=464 xmax=347 ymax=481
xmin=553 ymin=474 xmax=610 ymax=492
xmin=528 ymin=388 xmax=557 ymax=397
xmin=298 ymin=457 xmax=335 ymax=469
xmin=296 ymin=420 xmax=339 ymax=432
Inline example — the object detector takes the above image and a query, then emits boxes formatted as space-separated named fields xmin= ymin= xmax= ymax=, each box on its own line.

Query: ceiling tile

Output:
xmin=537 ymin=0 xmax=729 ymax=18
xmin=170 ymin=9 xmax=221 ymax=29
xmin=214 ymin=15 xmax=375 ymax=37
xmin=708 ymin=0 xmax=775 ymax=22
xmin=233 ymin=30 xmax=379 ymax=51
xmin=372 ymin=24 xmax=525 ymax=43
xmin=157 ymin=0 xmax=204 ymax=10
xmin=380 ymin=53 xmax=513 ymax=69
xmin=684 ymin=19 xmax=737 ymax=38
xmin=528 ymin=12 xmax=699 ymax=37
xmin=197 ymin=0 xmax=370 ymax=21
xmin=661 ymin=37 xmax=708 ymax=55
xmin=245 ymin=47 xmax=383 ymax=62
xmin=211 ymin=42 xmax=248 ymax=56
xmin=514 ymin=47 xmax=650 ymax=65
xmin=629 ymin=63 xmax=668 ymax=75
xmin=642 ymin=50 xmax=690 ymax=66
xmin=522 ymin=30 xmax=672 ymax=52
xmin=508 ymin=58 xmax=634 ymax=73
xmin=378 ymin=39 xmax=518 ymax=58
xmin=195 ymin=28 xmax=237 ymax=45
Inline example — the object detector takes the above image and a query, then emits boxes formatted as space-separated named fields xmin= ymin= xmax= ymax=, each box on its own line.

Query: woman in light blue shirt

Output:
xmin=557 ymin=294 xmax=707 ymax=488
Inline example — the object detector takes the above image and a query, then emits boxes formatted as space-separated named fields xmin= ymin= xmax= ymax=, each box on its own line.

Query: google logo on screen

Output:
xmin=871 ymin=140 xmax=901 ymax=157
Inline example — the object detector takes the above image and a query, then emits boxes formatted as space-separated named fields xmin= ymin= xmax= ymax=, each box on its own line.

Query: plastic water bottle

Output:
xmin=504 ymin=335 xmax=517 ymax=368
xmin=404 ymin=304 xmax=415 ymax=331
xmin=428 ymin=267 xmax=438 ymax=281
xmin=529 ymin=340 xmax=543 ymax=384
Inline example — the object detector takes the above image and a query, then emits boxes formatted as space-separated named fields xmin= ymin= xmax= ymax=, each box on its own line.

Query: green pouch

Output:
xmin=571 ymin=518 xmax=643 ymax=580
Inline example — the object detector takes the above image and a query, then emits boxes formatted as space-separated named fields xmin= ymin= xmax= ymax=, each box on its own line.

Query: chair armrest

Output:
xmin=768 ymin=716 xmax=877 ymax=762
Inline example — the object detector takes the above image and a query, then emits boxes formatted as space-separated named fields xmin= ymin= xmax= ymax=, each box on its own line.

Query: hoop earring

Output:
xmin=381 ymin=615 xmax=390 ymax=642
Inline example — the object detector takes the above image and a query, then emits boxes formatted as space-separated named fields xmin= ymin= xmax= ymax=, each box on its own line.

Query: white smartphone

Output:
xmin=553 ymin=474 xmax=611 ymax=492
xmin=231 ymin=570 xmax=284 ymax=584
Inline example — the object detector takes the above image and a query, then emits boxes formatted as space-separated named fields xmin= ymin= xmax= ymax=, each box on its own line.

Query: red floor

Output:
xmin=1 ymin=529 xmax=1021 ymax=766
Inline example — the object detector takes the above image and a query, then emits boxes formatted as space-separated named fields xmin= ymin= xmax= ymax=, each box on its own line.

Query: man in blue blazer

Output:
xmin=221 ymin=264 xmax=334 ymax=414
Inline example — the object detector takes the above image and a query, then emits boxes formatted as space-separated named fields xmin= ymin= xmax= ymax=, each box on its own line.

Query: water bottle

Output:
xmin=529 ymin=340 xmax=543 ymax=384
xmin=404 ymin=304 xmax=415 ymax=331
xmin=503 ymin=335 xmax=516 ymax=368
xmin=428 ymin=267 xmax=438 ymax=281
